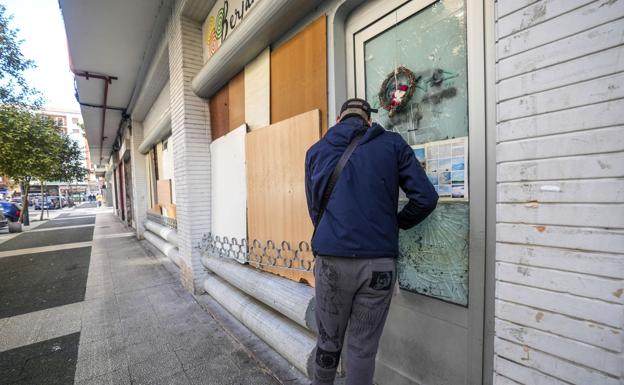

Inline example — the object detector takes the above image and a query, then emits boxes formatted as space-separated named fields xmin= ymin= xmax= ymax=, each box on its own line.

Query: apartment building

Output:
xmin=59 ymin=0 xmax=624 ymax=383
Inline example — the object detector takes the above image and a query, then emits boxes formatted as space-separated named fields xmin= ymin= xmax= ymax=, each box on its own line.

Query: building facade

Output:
xmin=41 ymin=107 xmax=98 ymax=195
xmin=60 ymin=0 xmax=624 ymax=384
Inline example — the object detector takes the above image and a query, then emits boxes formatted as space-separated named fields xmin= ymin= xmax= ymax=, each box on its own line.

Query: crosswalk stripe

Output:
xmin=0 ymin=242 xmax=92 ymax=258
xmin=29 ymin=224 xmax=95 ymax=233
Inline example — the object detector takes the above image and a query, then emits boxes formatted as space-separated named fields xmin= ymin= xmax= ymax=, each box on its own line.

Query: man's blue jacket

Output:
xmin=305 ymin=116 xmax=438 ymax=258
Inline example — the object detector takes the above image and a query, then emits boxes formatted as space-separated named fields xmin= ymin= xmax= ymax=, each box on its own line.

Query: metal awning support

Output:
xmin=72 ymin=71 xmax=118 ymax=163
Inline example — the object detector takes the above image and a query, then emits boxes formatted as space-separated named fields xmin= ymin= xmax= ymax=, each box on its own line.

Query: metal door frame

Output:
xmin=343 ymin=1 xmax=490 ymax=383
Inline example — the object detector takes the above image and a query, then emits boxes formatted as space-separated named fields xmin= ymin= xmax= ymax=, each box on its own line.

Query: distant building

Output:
xmin=40 ymin=107 xmax=97 ymax=194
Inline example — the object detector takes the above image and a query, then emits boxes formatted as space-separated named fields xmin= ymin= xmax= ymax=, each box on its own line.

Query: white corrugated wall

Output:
xmin=494 ymin=0 xmax=624 ymax=384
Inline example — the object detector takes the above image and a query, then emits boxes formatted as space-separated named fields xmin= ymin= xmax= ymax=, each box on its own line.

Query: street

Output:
xmin=0 ymin=206 xmax=280 ymax=385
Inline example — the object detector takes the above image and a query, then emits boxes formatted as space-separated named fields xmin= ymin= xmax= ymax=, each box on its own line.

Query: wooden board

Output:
xmin=228 ymin=71 xmax=245 ymax=131
xmin=246 ymin=109 xmax=320 ymax=285
xmin=210 ymin=84 xmax=229 ymax=140
xmin=211 ymin=124 xmax=247 ymax=262
xmin=157 ymin=179 xmax=172 ymax=206
xmin=270 ymin=16 xmax=328 ymax=134
xmin=245 ymin=48 xmax=271 ymax=130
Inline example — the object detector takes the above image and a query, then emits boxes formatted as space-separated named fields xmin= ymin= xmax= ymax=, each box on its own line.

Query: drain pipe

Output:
xmin=72 ymin=71 xmax=118 ymax=164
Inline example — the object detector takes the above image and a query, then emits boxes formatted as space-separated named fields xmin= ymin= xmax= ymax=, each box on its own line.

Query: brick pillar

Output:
xmin=130 ymin=121 xmax=148 ymax=238
xmin=167 ymin=4 xmax=211 ymax=293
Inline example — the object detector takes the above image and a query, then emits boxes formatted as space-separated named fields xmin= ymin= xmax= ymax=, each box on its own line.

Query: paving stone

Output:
xmin=74 ymin=339 xmax=128 ymax=382
xmin=123 ymin=325 xmax=164 ymax=346
xmin=129 ymin=350 xmax=183 ymax=385
xmin=126 ymin=337 xmax=171 ymax=365
xmin=80 ymin=319 xmax=123 ymax=343
xmin=173 ymin=336 xmax=229 ymax=370
xmin=184 ymin=354 xmax=243 ymax=385
xmin=228 ymin=369 xmax=280 ymax=385
xmin=77 ymin=335 xmax=126 ymax=363
xmin=85 ymin=283 xmax=116 ymax=300
xmin=150 ymin=371 xmax=191 ymax=385
xmin=75 ymin=368 xmax=131 ymax=385
xmin=121 ymin=309 xmax=160 ymax=334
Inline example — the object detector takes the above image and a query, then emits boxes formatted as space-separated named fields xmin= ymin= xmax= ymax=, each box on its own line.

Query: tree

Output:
xmin=51 ymin=132 xmax=87 ymax=209
xmin=0 ymin=4 xmax=40 ymax=107
xmin=0 ymin=105 xmax=57 ymax=223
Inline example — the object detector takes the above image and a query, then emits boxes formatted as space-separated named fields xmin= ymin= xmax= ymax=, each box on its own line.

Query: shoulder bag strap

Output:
xmin=312 ymin=130 xmax=365 ymax=244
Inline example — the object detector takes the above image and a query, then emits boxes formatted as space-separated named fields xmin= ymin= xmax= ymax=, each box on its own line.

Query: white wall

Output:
xmin=494 ymin=1 xmax=624 ymax=384
xmin=143 ymin=81 xmax=170 ymax=139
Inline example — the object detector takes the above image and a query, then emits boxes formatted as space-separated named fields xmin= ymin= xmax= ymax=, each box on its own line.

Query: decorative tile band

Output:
xmin=198 ymin=233 xmax=314 ymax=272
xmin=147 ymin=212 xmax=178 ymax=229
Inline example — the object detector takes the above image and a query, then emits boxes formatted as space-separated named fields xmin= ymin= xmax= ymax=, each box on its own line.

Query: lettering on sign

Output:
xmin=203 ymin=0 xmax=258 ymax=62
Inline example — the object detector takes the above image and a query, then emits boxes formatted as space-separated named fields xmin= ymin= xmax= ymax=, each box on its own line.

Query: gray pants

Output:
xmin=312 ymin=256 xmax=397 ymax=385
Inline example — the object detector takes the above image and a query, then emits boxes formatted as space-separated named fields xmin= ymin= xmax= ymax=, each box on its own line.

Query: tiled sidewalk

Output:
xmin=0 ymin=210 xmax=281 ymax=385
xmin=75 ymin=212 xmax=280 ymax=385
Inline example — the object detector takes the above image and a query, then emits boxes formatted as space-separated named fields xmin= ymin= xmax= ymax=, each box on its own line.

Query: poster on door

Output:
xmin=411 ymin=136 xmax=468 ymax=201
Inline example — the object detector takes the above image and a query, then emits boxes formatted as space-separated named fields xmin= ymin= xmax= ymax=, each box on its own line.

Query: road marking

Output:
xmin=29 ymin=224 xmax=95 ymax=233
xmin=51 ymin=215 xmax=96 ymax=221
xmin=0 ymin=242 xmax=92 ymax=258
xmin=93 ymin=232 xmax=135 ymax=240
xmin=0 ymin=302 xmax=83 ymax=352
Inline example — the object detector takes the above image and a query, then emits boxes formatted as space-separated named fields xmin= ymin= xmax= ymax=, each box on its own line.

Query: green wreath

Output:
xmin=378 ymin=66 xmax=420 ymax=116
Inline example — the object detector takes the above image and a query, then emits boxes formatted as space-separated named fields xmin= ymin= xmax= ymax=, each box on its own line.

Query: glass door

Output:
xmin=346 ymin=1 xmax=486 ymax=383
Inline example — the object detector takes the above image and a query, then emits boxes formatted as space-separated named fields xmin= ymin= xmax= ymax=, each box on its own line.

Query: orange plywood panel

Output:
xmin=157 ymin=179 xmax=172 ymax=206
xmin=210 ymin=84 xmax=229 ymax=140
xmin=271 ymin=15 xmax=328 ymax=135
xmin=228 ymin=71 xmax=245 ymax=131
xmin=246 ymin=109 xmax=321 ymax=285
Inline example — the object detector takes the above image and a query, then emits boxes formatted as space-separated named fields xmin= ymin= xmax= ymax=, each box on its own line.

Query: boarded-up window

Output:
xmin=246 ymin=109 xmax=320 ymax=285
xmin=228 ymin=71 xmax=245 ymax=131
xmin=271 ymin=16 xmax=328 ymax=134
xmin=210 ymin=84 xmax=229 ymax=140
xmin=210 ymin=72 xmax=246 ymax=139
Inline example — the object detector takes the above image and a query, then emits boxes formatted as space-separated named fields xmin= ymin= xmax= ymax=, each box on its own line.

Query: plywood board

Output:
xmin=211 ymin=124 xmax=248 ymax=263
xmin=245 ymin=48 xmax=271 ymax=130
xmin=271 ymin=16 xmax=328 ymax=134
xmin=157 ymin=179 xmax=172 ymax=206
xmin=210 ymin=84 xmax=229 ymax=140
xmin=228 ymin=71 xmax=245 ymax=131
xmin=246 ymin=109 xmax=320 ymax=285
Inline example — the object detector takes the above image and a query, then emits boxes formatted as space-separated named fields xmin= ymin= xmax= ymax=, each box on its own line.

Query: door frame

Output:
xmin=341 ymin=0 xmax=490 ymax=383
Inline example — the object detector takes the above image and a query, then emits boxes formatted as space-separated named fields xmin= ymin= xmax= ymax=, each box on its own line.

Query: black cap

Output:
xmin=339 ymin=98 xmax=378 ymax=122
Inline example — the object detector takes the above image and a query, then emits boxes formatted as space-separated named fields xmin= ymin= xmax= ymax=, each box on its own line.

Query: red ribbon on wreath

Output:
xmin=378 ymin=66 xmax=419 ymax=116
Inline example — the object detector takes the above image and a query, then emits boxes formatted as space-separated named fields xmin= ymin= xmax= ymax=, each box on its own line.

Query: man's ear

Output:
xmin=336 ymin=116 xmax=341 ymax=123
xmin=368 ymin=117 xmax=373 ymax=126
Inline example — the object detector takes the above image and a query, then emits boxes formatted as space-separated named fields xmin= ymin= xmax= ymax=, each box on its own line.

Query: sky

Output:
xmin=3 ymin=0 xmax=79 ymax=111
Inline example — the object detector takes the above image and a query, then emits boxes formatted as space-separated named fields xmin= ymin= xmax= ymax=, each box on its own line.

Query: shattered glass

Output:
xmin=363 ymin=0 xmax=469 ymax=305
xmin=398 ymin=202 xmax=469 ymax=305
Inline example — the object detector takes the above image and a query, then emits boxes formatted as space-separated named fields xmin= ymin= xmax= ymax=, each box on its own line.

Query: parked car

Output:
xmin=0 ymin=201 xmax=21 ymax=222
xmin=0 ymin=208 xmax=8 ymax=230
xmin=34 ymin=196 xmax=67 ymax=210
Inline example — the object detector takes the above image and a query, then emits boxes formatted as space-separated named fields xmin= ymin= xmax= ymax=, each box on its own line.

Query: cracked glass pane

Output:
xmin=363 ymin=0 xmax=469 ymax=305
xmin=398 ymin=202 xmax=469 ymax=305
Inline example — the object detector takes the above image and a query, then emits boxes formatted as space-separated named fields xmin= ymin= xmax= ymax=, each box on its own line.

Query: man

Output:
xmin=305 ymin=98 xmax=438 ymax=385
